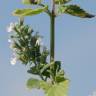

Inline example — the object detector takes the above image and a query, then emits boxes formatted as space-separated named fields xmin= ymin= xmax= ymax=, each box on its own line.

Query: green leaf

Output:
xmin=27 ymin=78 xmax=51 ymax=91
xmin=27 ymin=66 xmax=39 ymax=75
xmin=22 ymin=0 xmax=42 ymax=5
xmin=55 ymin=0 xmax=71 ymax=4
xmin=40 ymin=80 xmax=52 ymax=93
xmin=27 ymin=78 xmax=69 ymax=96
xmin=55 ymin=70 xmax=66 ymax=83
xmin=40 ymin=62 xmax=55 ymax=74
xmin=54 ymin=61 xmax=61 ymax=73
xmin=59 ymin=5 xmax=94 ymax=18
xmin=13 ymin=6 xmax=48 ymax=16
xmin=46 ymin=80 xmax=69 ymax=96
xmin=27 ymin=78 xmax=40 ymax=89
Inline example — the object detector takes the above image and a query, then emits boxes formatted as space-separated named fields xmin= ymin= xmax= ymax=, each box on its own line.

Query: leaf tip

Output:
xmin=86 ymin=14 xmax=95 ymax=18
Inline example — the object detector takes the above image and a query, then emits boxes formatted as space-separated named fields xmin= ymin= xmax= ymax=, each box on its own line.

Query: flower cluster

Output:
xmin=7 ymin=21 xmax=49 ymax=66
xmin=7 ymin=22 xmax=17 ymax=65
xmin=7 ymin=19 xmax=66 ymax=82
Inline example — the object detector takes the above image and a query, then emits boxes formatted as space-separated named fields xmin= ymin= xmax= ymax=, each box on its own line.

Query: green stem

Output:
xmin=50 ymin=0 xmax=55 ymax=83
xmin=50 ymin=0 xmax=55 ymax=62
xmin=50 ymin=14 xmax=55 ymax=62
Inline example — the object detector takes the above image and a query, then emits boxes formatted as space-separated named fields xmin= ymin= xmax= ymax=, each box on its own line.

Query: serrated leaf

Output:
xmin=13 ymin=6 xmax=48 ymax=16
xmin=59 ymin=5 xmax=94 ymax=18
xmin=22 ymin=0 xmax=42 ymax=5
xmin=55 ymin=0 xmax=71 ymax=4
xmin=46 ymin=80 xmax=69 ymax=96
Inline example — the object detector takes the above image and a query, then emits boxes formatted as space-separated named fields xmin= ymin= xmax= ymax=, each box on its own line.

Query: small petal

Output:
xmin=13 ymin=52 xmax=16 ymax=56
xmin=25 ymin=36 xmax=28 ymax=39
xmin=7 ymin=27 xmax=12 ymax=32
xmin=10 ymin=57 xmax=17 ymax=65
xmin=28 ymin=28 xmax=33 ymax=33
xmin=35 ymin=37 xmax=42 ymax=46
xmin=9 ymin=43 xmax=13 ymax=49
xmin=7 ymin=22 xmax=15 ymax=32
xmin=21 ymin=47 xmax=26 ymax=51
xmin=12 ymin=48 xmax=17 ymax=52
xmin=8 ymin=39 xmax=12 ymax=43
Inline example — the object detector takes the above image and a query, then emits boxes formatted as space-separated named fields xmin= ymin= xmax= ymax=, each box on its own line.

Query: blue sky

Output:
xmin=0 ymin=0 xmax=96 ymax=96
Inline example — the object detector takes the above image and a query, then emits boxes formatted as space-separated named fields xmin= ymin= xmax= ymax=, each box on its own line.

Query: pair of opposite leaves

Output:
xmin=13 ymin=0 xmax=95 ymax=18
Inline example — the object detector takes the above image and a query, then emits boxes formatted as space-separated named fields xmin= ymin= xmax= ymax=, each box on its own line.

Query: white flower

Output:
xmin=8 ymin=39 xmax=14 ymax=49
xmin=7 ymin=22 xmax=15 ymax=32
xmin=22 ymin=47 xmax=26 ymax=51
xmin=9 ymin=42 xmax=18 ymax=52
xmin=13 ymin=48 xmax=17 ymax=52
xmin=28 ymin=28 xmax=32 ymax=33
xmin=10 ymin=57 xmax=17 ymax=65
xmin=25 ymin=36 xmax=29 ymax=39
xmin=8 ymin=39 xmax=12 ymax=43
xmin=13 ymin=52 xmax=16 ymax=56
xmin=9 ymin=43 xmax=14 ymax=49
xmin=35 ymin=37 xmax=42 ymax=46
